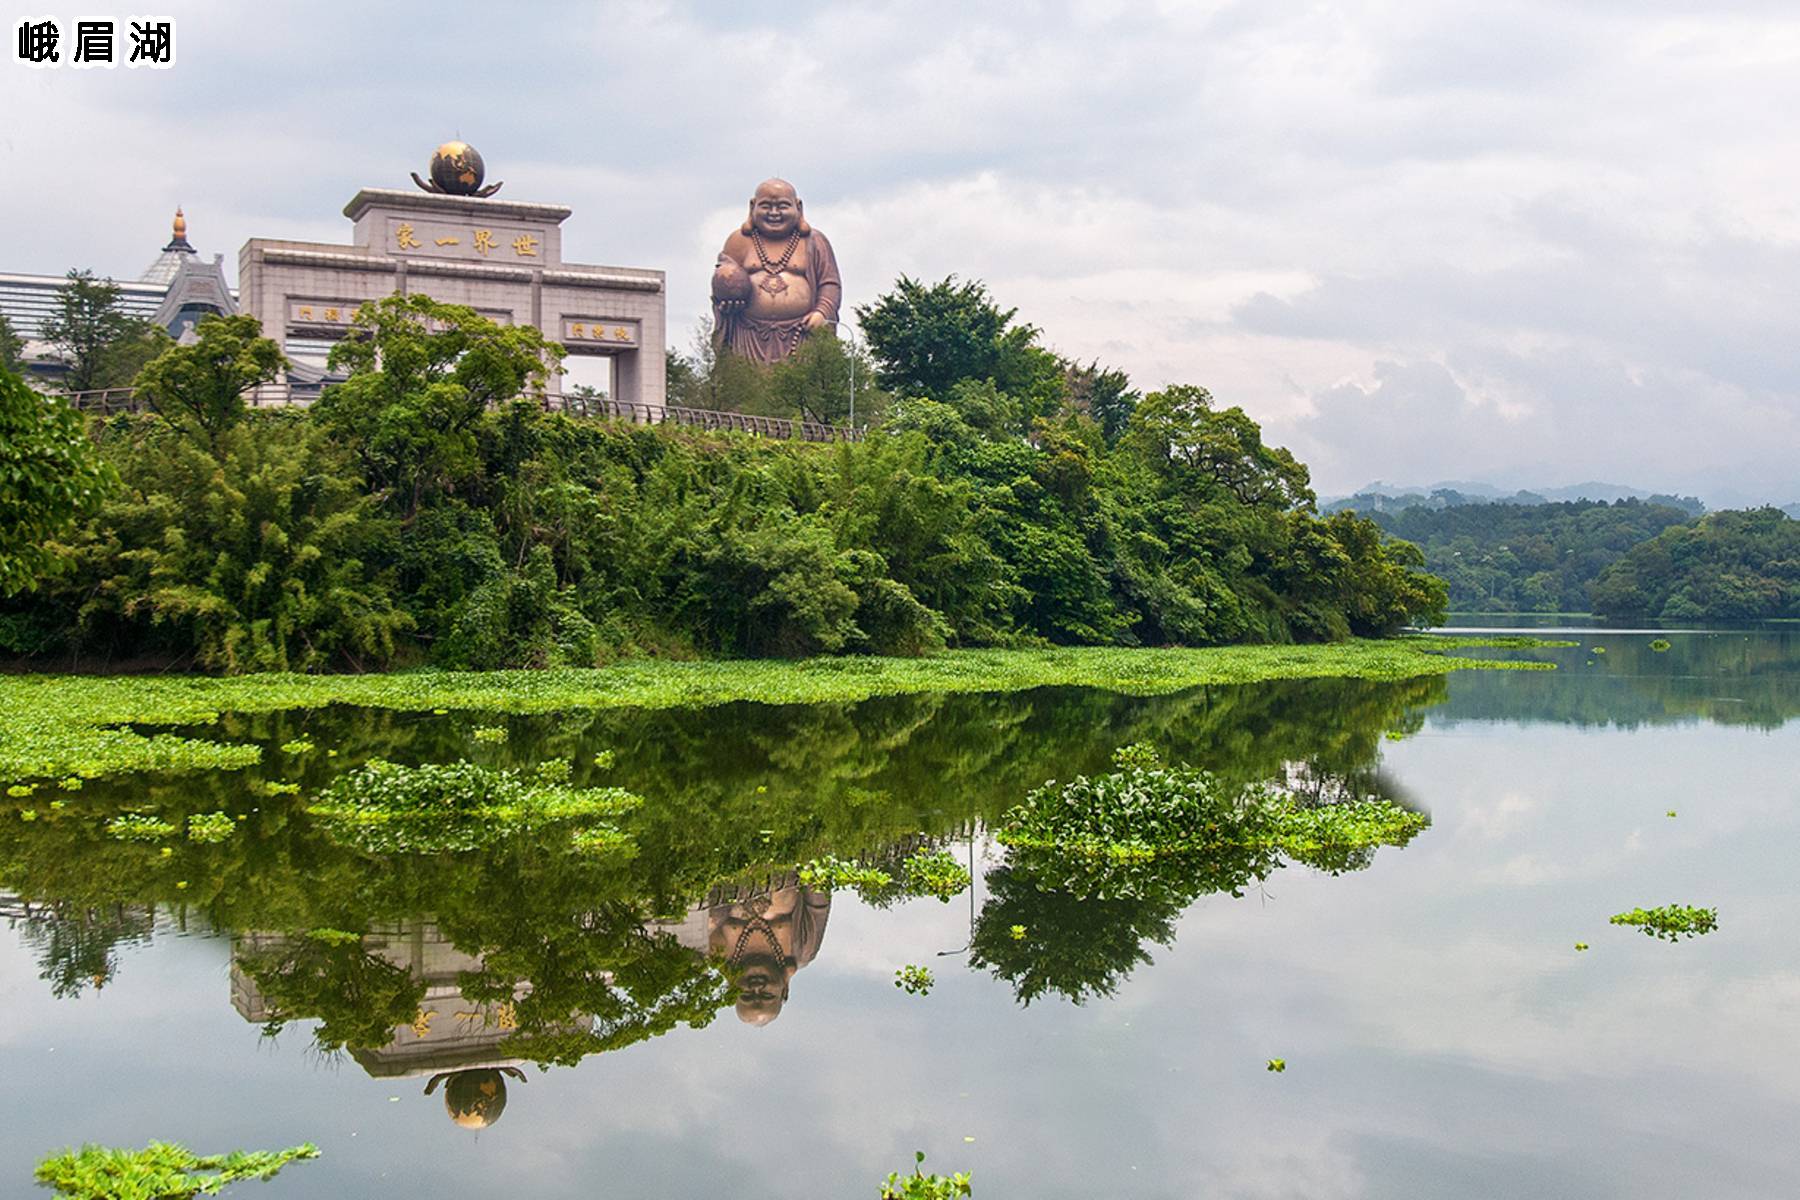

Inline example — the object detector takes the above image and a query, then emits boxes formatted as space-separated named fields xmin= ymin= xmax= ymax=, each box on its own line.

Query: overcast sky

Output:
xmin=5 ymin=1 xmax=1797 ymax=504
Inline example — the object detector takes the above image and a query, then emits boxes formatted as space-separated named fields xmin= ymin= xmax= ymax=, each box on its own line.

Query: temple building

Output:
xmin=239 ymin=155 xmax=666 ymax=407
xmin=3 ymin=145 xmax=668 ymax=407
xmin=0 ymin=209 xmax=238 ymax=382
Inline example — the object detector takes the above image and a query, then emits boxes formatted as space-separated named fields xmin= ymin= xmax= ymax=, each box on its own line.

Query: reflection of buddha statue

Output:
xmin=705 ymin=883 xmax=832 ymax=1025
xmin=711 ymin=178 xmax=842 ymax=365
xmin=425 ymin=1066 xmax=527 ymax=1129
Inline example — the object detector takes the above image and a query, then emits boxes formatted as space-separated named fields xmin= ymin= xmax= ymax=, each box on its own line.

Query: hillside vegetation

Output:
xmin=0 ymin=284 xmax=1445 ymax=672
xmin=1362 ymin=499 xmax=1695 ymax=613
xmin=1590 ymin=508 xmax=1800 ymax=620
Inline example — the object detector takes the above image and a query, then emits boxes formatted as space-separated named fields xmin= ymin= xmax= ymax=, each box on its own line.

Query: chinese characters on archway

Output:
xmin=392 ymin=223 xmax=540 ymax=259
xmin=564 ymin=322 xmax=637 ymax=346
xmin=16 ymin=17 xmax=173 ymax=65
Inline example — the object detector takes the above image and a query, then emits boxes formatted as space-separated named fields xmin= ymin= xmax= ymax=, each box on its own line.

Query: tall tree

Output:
xmin=856 ymin=275 xmax=1070 ymax=433
xmin=1126 ymin=384 xmax=1313 ymax=510
xmin=39 ymin=268 xmax=159 ymax=393
xmin=1065 ymin=359 xmax=1139 ymax=444
xmin=0 ymin=313 xmax=23 ymax=373
xmin=856 ymin=275 xmax=1022 ymax=399
xmin=765 ymin=329 xmax=885 ymax=427
xmin=0 ymin=367 xmax=114 ymax=595
xmin=318 ymin=294 xmax=560 ymax=521
xmin=132 ymin=313 xmax=286 ymax=451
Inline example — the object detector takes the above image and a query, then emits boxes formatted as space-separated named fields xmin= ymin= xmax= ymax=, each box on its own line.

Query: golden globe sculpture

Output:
xmin=411 ymin=141 xmax=505 ymax=198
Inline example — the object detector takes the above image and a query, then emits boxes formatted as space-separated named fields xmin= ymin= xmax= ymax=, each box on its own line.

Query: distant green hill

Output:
xmin=1362 ymin=499 xmax=1698 ymax=612
xmin=1591 ymin=508 xmax=1800 ymax=619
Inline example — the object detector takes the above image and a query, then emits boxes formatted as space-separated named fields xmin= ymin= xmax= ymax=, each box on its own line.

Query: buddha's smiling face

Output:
xmin=750 ymin=182 xmax=801 ymax=238
xmin=732 ymin=954 xmax=790 ymax=1025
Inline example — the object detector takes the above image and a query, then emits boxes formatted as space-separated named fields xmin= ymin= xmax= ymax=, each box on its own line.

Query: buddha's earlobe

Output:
xmin=796 ymin=201 xmax=810 ymax=235
xmin=742 ymin=204 xmax=755 ymax=236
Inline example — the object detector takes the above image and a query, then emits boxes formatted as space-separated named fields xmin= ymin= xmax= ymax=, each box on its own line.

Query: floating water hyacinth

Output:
xmin=996 ymin=743 xmax=1428 ymax=862
xmin=902 ymin=848 xmax=972 ymax=902
xmin=0 ymin=638 xmax=1563 ymax=783
xmin=34 ymin=1141 xmax=319 ymax=1200
xmin=1610 ymin=904 xmax=1717 ymax=941
xmin=895 ymin=964 xmax=934 ymax=995
xmin=879 ymin=1151 xmax=970 ymax=1200
xmin=798 ymin=855 xmax=893 ymax=893
xmin=106 ymin=813 xmax=178 ymax=842
xmin=307 ymin=759 xmax=639 ymax=854
xmin=186 ymin=812 xmax=237 ymax=843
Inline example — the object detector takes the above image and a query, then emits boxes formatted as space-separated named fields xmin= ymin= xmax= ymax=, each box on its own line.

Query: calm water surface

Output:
xmin=4 ymin=627 xmax=1798 ymax=1198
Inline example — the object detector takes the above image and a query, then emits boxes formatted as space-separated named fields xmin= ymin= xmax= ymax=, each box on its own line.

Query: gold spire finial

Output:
xmin=173 ymin=207 xmax=187 ymax=240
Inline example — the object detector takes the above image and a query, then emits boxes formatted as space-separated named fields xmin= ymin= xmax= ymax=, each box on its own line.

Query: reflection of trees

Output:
xmin=1435 ymin=632 xmax=1800 ymax=731
xmin=968 ymin=840 xmax=1282 ymax=1006
xmin=239 ymin=936 xmax=425 ymax=1050
xmin=0 ymin=669 xmax=1450 ymax=1042
xmin=5 ymin=897 xmax=154 ymax=998
xmin=968 ymin=742 xmax=1430 ymax=1007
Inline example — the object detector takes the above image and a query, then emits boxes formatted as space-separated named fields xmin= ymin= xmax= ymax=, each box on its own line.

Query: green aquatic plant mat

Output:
xmin=996 ymin=743 xmax=1428 ymax=862
xmin=798 ymin=855 xmax=894 ymax=893
xmin=34 ymin=1140 xmax=318 ymax=1199
xmin=0 ymin=638 xmax=1558 ymax=782
xmin=881 ymin=1152 xmax=971 ymax=1199
xmin=901 ymin=848 xmax=973 ymax=901
xmin=307 ymin=759 xmax=640 ymax=854
xmin=1610 ymin=904 xmax=1717 ymax=941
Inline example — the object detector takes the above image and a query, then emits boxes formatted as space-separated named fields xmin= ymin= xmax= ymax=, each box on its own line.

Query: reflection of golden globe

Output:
xmin=429 ymin=141 xmax=486 ymax=196
xmin=443 ymin=1069 xmax=508 ymax=1129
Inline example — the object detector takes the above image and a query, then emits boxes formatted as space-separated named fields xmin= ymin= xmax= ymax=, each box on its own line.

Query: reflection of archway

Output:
xmin=231 ymin=922 xmax=587 ymax=1080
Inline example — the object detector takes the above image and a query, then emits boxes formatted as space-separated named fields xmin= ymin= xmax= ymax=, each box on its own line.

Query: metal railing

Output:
xmin=61 ymin=384 xmax=864 ymax=442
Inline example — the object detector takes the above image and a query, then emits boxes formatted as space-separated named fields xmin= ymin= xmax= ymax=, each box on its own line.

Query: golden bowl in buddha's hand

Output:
xmin=712 ymin=256 xmax=754 ymax=302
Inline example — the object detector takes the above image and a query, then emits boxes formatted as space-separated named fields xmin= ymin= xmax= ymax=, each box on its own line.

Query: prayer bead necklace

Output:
xmin=751 ymin=228 xmax=801 ymax=296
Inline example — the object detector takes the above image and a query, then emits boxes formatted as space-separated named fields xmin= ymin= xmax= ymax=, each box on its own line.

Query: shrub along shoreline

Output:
xmin=4 ymin=294 xmax=1451 ymax=672
xmin=0 ymin=636 xmax=1559 ymax=782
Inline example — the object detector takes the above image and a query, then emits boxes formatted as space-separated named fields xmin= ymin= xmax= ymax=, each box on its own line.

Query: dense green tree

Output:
xmin=1065 ymin=359 xmax=1139 ymax=444
xmin=856 ymin=275 xmax=1067 ymax=430
xmin=1591 ymin=507 xmax=1800 ymax=619
xmin=318 ymin=294 xmax=560 ymax=520
xmin=0 ymin=368 xmax=114 ymax=597
xmin=664 ymin=348 xmax=701 ymax=407
xmin=1364 ymin=499 xmax=1698 ymax=612
xmin=767 ymin=328 xmax=854 ymax=425
xmin=28 ymin=413 xmax=409 ymax=670
xmin=0 ymin=313 xmax=22 ymax=373
xmin=39 ymin=268 xmax=163 ymax=393
xmin=1125 ymin=384 xmax=1313 ymax=510
xmin=132 ymin=313 xmax=287 ymax=449
xmin=857 ymin=275 xmax=1016 ymax=399
xmin=3 ymin=287 xmax=1449 ymax=670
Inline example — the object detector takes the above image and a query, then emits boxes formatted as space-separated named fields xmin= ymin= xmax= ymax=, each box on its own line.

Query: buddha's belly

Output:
xmin=746 ymin=271 xmax=814 ymax=321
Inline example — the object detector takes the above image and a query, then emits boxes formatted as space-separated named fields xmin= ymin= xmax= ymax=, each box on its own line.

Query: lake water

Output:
xmin=4 ymin=625 xmax=1798 ymax=1198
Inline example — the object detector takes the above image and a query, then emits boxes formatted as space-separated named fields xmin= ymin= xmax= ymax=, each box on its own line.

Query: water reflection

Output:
xmin=6 ymin=635 xmax=1800 ymax=1196
xmin=0 ymin=894 xmax=154 ymax=998
xmin=676 ymin=879 xmax=832 ymax=1026
xmin=0 ymin=673 xmax=1446 ymax=1134
xmin=222 ymin=878 xmax=837 ymax=1126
